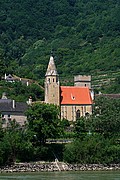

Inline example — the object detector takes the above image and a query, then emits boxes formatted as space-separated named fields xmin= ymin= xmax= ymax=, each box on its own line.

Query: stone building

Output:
xmin=45 ymin=56 xmax=93 ymax=122
xmin=0 ymin=93 xmax=28 ymax=128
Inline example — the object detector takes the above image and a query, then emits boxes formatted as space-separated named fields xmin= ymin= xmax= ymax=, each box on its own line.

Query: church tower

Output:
xmin=45 ymin=56 xmax=60 ymax=106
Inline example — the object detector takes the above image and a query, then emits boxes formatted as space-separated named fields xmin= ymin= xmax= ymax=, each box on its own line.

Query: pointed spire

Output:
xmin=45 ymin=56 xmax=58 ymax=76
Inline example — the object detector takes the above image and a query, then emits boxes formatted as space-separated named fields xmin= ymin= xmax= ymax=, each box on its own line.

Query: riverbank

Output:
xmin=0 ymin=162 xmax=120 ymax=173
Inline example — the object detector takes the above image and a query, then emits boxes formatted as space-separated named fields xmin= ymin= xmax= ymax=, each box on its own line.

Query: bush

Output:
xmin=63 ymin=135 xmax=120 ymax=164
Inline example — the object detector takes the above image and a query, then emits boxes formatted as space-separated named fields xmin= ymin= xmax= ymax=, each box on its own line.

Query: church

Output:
xmin=44 ymin=56 xmax=93 ymax=122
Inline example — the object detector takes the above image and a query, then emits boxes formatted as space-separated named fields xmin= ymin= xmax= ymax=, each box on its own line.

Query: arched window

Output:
xmin=76 ymin=109 xmax=80 ymax=120
xmin=48 ymin=78 xmax=50 ymax=83
xmin=85 ymin=112 xmax=89 ymax=117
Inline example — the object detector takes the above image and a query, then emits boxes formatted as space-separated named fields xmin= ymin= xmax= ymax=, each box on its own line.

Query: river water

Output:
xmin=0 ymin=171 xmax=120 ymax=180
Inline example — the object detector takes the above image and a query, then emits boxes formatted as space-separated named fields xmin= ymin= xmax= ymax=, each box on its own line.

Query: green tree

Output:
xmin=26 ymin=103 xmax=62 ymax=145
xmin=74 ymin=117 xmax=87 ymax=139
xmin=0 ymin=120 xmax=33 ymax=164
xmin=63 ymin=134 xmax=120 ymax=164
xmin=0 ymin=48 xmax=6 ymax=78
xmin=91 ymin=96 xmax=120 ymax=136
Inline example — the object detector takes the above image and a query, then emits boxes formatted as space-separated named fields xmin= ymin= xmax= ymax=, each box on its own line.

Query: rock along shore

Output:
xmin=0 ymin=162 xmax=120 ymax=173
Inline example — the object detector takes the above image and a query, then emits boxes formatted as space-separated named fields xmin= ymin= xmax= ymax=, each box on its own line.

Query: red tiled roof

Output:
xmin=60 ymin=86 xmax=92 ymax=105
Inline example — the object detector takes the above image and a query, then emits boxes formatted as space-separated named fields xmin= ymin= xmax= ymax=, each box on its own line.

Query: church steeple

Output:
xmin=45 ymin=56 xmax=58 ymax=76
xmin=45 ymin=56 xmax=60 ymax=106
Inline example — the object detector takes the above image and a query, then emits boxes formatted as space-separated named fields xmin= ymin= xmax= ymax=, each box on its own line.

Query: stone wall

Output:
xmin=0 ymin=162 xmax=120 ymax=173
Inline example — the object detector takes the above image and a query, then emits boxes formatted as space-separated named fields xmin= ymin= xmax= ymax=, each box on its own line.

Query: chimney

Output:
xmin=5 ymin=73 xmax=7 ymax=80
xmin=28 ymin=96 xmax=32 ymax=105
xmin=13 ymin=100 xmax=15 ymax=108
xmin=91 ymin=90 xmax=94 ymax=100
xmin=27 ymin=81 xmax=29 ymax=86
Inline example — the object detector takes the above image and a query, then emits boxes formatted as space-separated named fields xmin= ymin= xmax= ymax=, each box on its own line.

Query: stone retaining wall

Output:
xmin=0 ymin=162 xmax=120 ymax=173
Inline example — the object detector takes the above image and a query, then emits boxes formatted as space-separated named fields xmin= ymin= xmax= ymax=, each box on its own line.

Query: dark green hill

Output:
xmin=0 ymin=0 xmax=120 ymax=93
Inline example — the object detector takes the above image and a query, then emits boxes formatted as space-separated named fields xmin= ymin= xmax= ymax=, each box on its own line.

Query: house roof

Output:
xmin=0 ymin=99 xmax=28 ymax=114
xmin=60 ymin=86 xmax=92 ymax=105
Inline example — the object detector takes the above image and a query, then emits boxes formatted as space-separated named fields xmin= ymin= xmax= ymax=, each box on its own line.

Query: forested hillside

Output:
xmin=0 ymin=0 xmax=120 ymax=92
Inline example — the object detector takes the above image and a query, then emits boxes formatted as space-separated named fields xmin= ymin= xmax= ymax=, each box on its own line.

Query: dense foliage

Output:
xmin=63 ymin=135 xmax=120 ymax=164
xmin=0 ymin=120 xmax=33 ymax=165
xmin=63 ymin=96 xmax=120 ymax=164
xmin=26 ymin=103 xmax=63 ymax=145
xmin=0 ymin=80 xmax=44 ymax=102
xmin=0 ymin=0 xmax=120 ymax=83
xmin=0 ymin=97 xmax=120 ymax=165
xmin=0 ymin=103 xmax=66 ymax=165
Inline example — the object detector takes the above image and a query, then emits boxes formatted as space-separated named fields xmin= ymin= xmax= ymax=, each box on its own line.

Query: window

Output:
xmin=85 ymin=112 xmax=89 ymax=117
xmin=1 ymin=115 xmax=6 ymax=124
xmin=1 ymin=114 xmax=4 ymax=118
xmin=53 ymin=78 xmax=54 ymax=82
xmin=76 ymin=109 xmax=80 ymax=120
xmin=1 ymin=114 xmax=5 ymax=120
xmin=8 ymin=114 xmax=11 ymax=121
xmin=48 ymin=78 xmax=50 ymax=83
